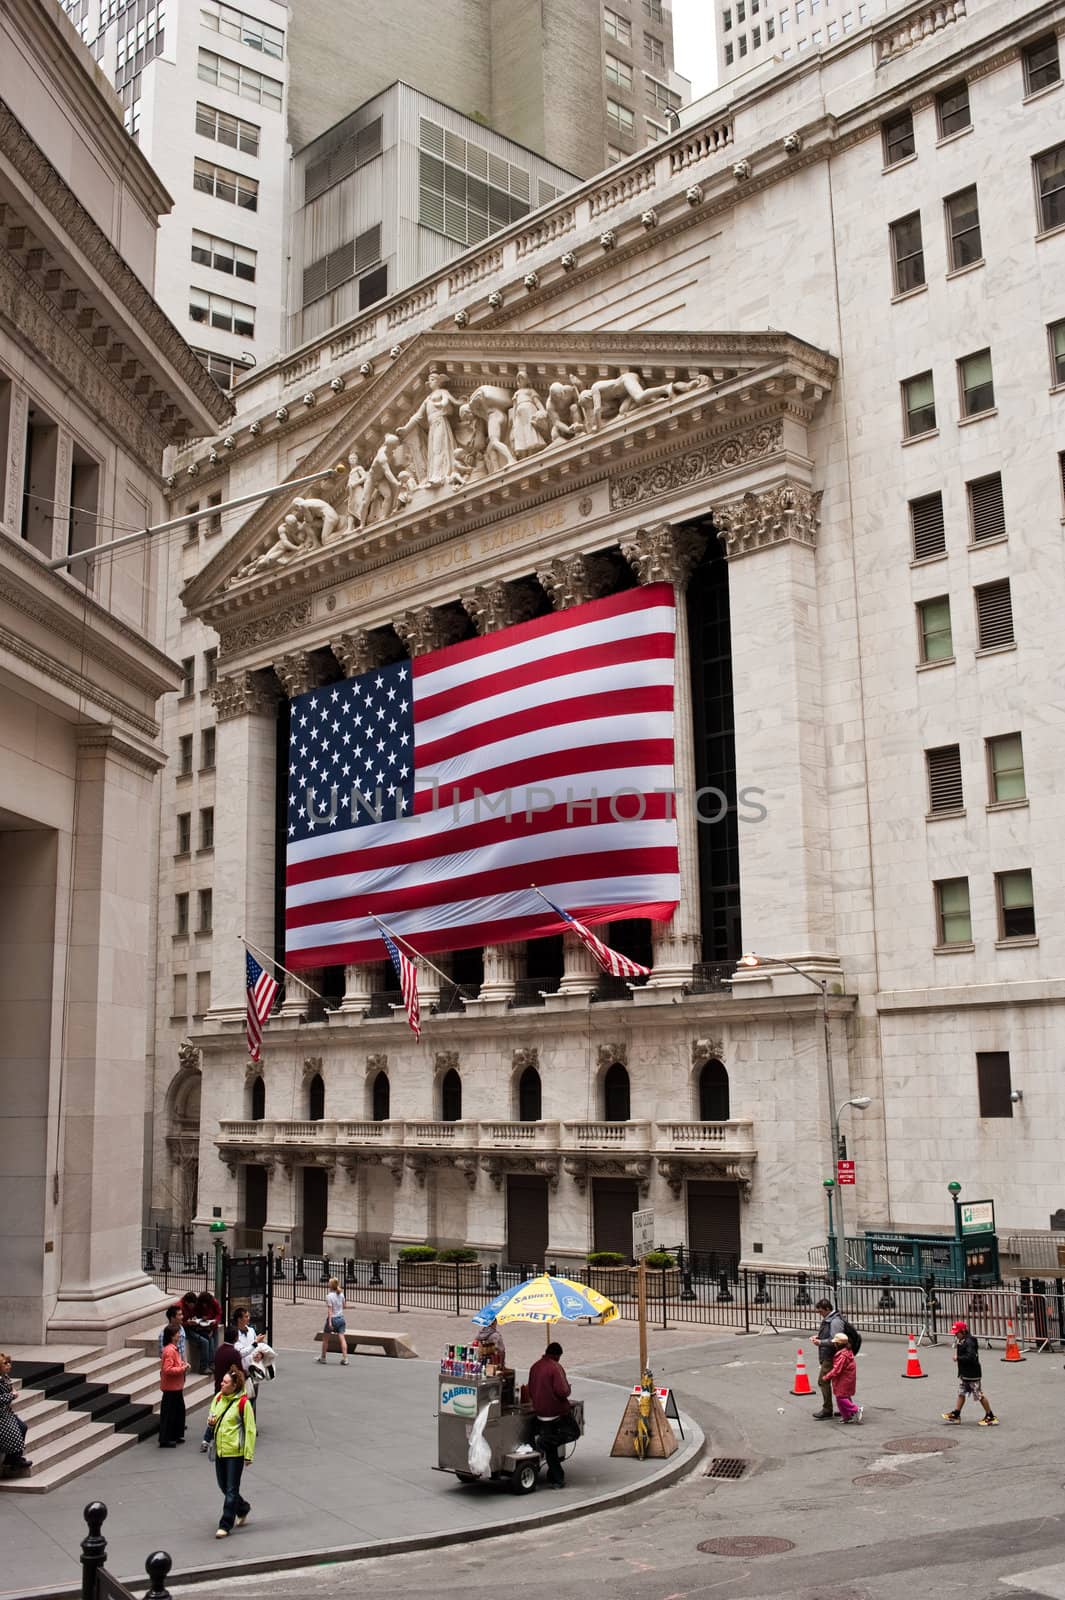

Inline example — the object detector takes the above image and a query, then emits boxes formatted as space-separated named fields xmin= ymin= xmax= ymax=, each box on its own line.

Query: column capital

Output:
xmin=211 ymin=670 xmax=279 ymax=722
xmin=536 ymin=551 xmax=616 ymax=610
xmin=621 ymin=522 xmax=706 ymax=588
xmin=272 ymin=650 xmax=319 ymax=698
xmin=461 ymin=582 xmax=538 ymax=635
xmin=394 ymin=607 xmax=467 ymax=656
xmin=714 ymin=482 xmax=822 ymax=559
xmin=330 ymin=628 xmax=375 ymax=678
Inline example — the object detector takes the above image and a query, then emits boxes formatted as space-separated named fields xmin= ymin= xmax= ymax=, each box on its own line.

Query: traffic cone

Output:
xmin=902 ymin=1333 xmax=927 ymax=1378
xmin=1001 ymin=1319 xmax=1026 ymax=1362
xmin=791 ymin=1346 xmax=814 ymax=1395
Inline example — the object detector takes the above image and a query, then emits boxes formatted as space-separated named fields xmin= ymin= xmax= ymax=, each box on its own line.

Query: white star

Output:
xmin=329 ymin=814 xmax=338 ymax=826
xmin=377 ymin=738 xmax=385 ymax=753
xmin=288 ymin=823 xmax=295 ymax=837
xmin=290 ymin=731 xmax=297 ymax=745
xmin=341 ymin=763 xmax=351 ymax=777
xmin=320 ymin=704 xmax=330 ymax=719
xmin=399 ymin=794 xmax=408 ymax=811
xmin=351 ymin=682 xmax=361 ymax=698
xmin=399 ymin=669 xmax=408 ymax=681
xmin=310 ymin=726 xmax=319 ymax=741
xmin=376 ymin=769 xmax=385 ymax=783
xmin=387 ymin=686 xmax=396 ymax=701
xmin=310 ymin=697 xmax=318 ymax=709
xmin=388 ymin=718 xmax=397 ymax=733
xmin=400 ymin=699 xmax=409 ymax=712
xmin=353 ymin=745 xmax=362 ymax=759
xmin=375 ymin=674 xmax=384 ymax=689
xmin=400 ymin=764 xmax=409 ymax=778
xmin=364 ymin=754 xmax=374 ymax=769
xmin=332 ymin=719 xmax=340 ymax=733
xmin=341 ymin=794 xmax=349 ymax=808
xmin=399 ymin=733 xmax=410 ymax=747
xmin=299 ymin=714 xmax=308 ymax=728
xmin=387 ymin=783 xmax=396 ymax=798
xmin=331 ymin=688 xmax=340 ymax=703
xmin=308 ymin=817 xmax=317 ymax=830
xmin=299 ymin=744 xmax=308 ymax=758
xmin=387 ymin=751 xmax=397 ymax=765
xmin=310 ymin=757 xmax=319 ymax=771
xmin=354 ymin=714 xmax=363 ymax=728
xmin=376 ymin=706 xmax=385 ymax=720
xmin=289 ymin=763 xmax=296 ymax=776
xmin=342 ymin=732 xmax=351 ymax=745
xmin=318 ymin=799 xmax=328 ymax=814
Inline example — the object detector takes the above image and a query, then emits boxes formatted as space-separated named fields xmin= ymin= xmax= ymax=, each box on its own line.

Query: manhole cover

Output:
xmin=697 ymin=1536 xmax=796 ymax=1557
xmin=852 ymin=1472 xmax=915 ymax=1489
xmin=882 ymin=1436 xmax=958 ymax=1454
xmin=705 ymin=1457 xmax=749 ymax=1479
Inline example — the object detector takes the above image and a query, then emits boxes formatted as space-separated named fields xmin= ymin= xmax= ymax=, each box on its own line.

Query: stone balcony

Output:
xmin=216 ymin=1117 xmax=755 ymax=1155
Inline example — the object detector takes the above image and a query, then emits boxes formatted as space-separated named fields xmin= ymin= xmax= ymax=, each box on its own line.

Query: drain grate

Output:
xmin=852 ymin=1471 xmax=915 ymax=1489
xmin=698 ymin=1536 xmax=796 ymax=1557
xmin=705 ymin=1457 xmax=749 ymax=1480
xmin=882 ymin=1436 xmax=959 ymax=1454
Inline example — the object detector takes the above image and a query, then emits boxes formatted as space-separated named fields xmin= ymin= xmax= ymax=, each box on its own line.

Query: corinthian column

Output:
xmin=621 ymin=522 xmax=706 ymax=989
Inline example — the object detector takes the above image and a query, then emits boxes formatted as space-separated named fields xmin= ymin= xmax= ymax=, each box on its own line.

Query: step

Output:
xmin=0 ymin=1429 xmax=136 ymax=1494
xmin=9 ymin=1417 xmax=118 ymax=1476
xmin=108 ymin=1402 xmax=157 ymax=1439
xmin=67 ymin=1348 xmax=139 ymax=1383
xmin=23 ymin=1404 xmax=91 ymax=1451
xmin=9 ymin=1361 xmax=65 ymax=1388
xmin=54 ymin=1380 xmax=108 ymax=1412
xmin=11 ymin=1390 xmax=67 ymax=1423
xmin=30 ymin=1370 xmax=84 ymax=1401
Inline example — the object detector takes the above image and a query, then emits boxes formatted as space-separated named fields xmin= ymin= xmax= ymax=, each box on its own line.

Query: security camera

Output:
xmin=1010 ymin=1089 xmax=1023 ymax=1103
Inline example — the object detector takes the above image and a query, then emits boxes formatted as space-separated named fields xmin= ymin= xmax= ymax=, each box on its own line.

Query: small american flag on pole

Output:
xmin=245 ymin=949 xmax=279 ymax=1062
xmin=537 ymin=892 xmax=651 ymax=980
xmin=381 ymin=928 xmax=421 ymax=1038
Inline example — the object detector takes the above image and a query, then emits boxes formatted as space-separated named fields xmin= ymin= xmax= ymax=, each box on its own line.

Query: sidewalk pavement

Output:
xmin=1 ymin=1305 xmax=707 ymax=1599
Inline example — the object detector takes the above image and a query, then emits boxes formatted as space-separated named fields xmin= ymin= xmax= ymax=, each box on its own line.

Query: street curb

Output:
xmin=17 ymin=1413 xmax=706 ymax=1598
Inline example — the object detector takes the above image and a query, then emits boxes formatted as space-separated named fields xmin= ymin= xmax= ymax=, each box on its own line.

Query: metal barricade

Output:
xmin=932 ymin=1285 xmax=1053 ymax=1349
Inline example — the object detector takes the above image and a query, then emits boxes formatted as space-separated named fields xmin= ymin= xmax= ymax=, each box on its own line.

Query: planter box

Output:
xmin=398 ymin=1260 xmax=482 ymax=1289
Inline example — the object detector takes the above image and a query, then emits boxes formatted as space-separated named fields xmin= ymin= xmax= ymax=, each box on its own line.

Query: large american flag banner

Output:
xmin=284 ymin=583 xmax=679 ymax=970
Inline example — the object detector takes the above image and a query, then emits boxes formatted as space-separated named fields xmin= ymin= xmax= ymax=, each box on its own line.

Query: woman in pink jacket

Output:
xmin=829 ymin=1332 xmax=862 ymax=1424
xmin=159 ymin=1325 xmax=190 ymax=1447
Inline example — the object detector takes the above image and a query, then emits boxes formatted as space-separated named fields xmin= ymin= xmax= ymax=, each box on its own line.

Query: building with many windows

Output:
xmin=151 ymin=0 xmax=1065 ymax=1272
xmin=715 ymin=0 xmax=888 ymax=83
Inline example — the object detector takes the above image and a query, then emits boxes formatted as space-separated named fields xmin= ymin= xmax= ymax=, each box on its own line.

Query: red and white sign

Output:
xmin=837 ymin=1160 xmax=856 ymax=1185
xmin=632 ymin=1385 xmax=671 ymax=1402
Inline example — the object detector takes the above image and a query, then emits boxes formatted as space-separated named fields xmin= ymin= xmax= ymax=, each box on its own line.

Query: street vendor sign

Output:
xmin=439 ymin=1384 xmax=478 ymax=1417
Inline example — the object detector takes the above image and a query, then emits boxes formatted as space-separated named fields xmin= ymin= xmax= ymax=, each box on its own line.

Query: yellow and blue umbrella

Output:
xmin=472 ymin=1272 xmax=618 ymax=1327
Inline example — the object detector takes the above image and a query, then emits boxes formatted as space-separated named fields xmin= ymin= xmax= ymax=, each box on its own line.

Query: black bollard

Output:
xmin=716 ymin=1271 xmax=733 ymax=1304
xmin=81 ymin=1502 xmax=108 ymax=1600
xmin=369 ymin=1258 xmax=383 ymax=1287
xmin=145 ymin=1248 xmax=155 ymax=1273
xmin=345 ymin=1257 xmax=355 ymax=1287
xmin=145 ymin=1549 xmax=173 ymax=1600
xmin=795 ymin=1272 xmax=812 ymax=1309
xmin=681 ymin=1266 xmax=696 ymax=1303
xmin=295 ymin=1256 xmax=307 ymax=1281
xmin=753 ymin=1271 xmax=769 ymax=1305
xmin=486 ymin=1262 xmax=500 ymax=1294
xmin=319 ymin=1257 xmax=331 ymax=1283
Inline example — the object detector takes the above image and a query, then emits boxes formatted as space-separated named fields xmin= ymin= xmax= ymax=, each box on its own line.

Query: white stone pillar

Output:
xmin=715 ymin=484 xmax=835 ymax=962
xmin=340 ymin=960 xmax=382 ymax=1014
xmin=207 ymin=671 xmax=280 ymax=1022
xmin=557 ymin=930 xmax=598 ymax=994
xmin=621 ymin=522 xmax=706 ymax=989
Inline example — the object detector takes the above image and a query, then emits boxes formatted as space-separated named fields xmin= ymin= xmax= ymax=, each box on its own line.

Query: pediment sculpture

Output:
xmin=226 ymin=360 xmax=711 ymax=588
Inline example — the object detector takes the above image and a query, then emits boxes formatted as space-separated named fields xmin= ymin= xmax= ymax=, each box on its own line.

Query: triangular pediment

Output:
xmin=183 ymin=328 xmax=835 ymax=620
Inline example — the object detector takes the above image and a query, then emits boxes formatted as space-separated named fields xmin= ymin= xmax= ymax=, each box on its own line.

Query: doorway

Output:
xmin=592 ymin=1177 xmax=639 ymax=1257
xmin=301 ymin=1166 xmax=328 ymax=1254
xmin=242 ymin=1165 xmax=267 ymax=1248
xmin=686 ymin=1180 xmax=741 ymax=1270
xmin=506 ymin=1174 xmax=549 ymax=1268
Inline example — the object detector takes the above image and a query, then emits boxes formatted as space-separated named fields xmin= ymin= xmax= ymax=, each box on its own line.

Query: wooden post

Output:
xmin=637 ymin=1256 xmax=648 ymax=1378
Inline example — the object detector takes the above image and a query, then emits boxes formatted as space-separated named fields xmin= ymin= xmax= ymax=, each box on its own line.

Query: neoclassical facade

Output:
xmin=163 ymin=0 xmax=1065 ymax=1266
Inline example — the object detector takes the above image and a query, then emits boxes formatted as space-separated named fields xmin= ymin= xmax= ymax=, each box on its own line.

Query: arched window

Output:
xmin=372 ymin=1070 xmax=390 ymax=1121
xmin=699 ymin=1059 xmax=730 ymax=1122
xmin=249 ymin=1075 xmax=265 ymax=1121
xmin=308 ymin=1072 xmax=325 ymax=1120
xmin=603 ymin=1062 xmax=630 ymax=1122
xmin=440 ymin=1068 xmax=462 ymax=1122
xmin=518 ymin=1066 xmax=542 ymax=1122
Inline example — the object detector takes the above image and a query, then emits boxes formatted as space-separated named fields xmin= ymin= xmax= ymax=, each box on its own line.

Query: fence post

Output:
xmin=486 ymin=1262 xmax=500 ymax=1294
xmin=145 ymin=1550 xmax=173 ymax=1600
xmin=81 ymin=1501 xmax=108 ymax=1600
xmin=743 ymin=1270 xmax=750 ymax=1334
xmin=369 ymin=1258 xmax=382 ymax=1287
xmin=161 ymin=1252 xmax=170 ymax=1294
xmin=660 ymin=1265 xmax=669 ymax=1332
xmin=396 ymin=1258 xmax=402 ymax=1315
xmin=795 ymin=1272 xmax=811 ymax=1309
xmin=454 ymin=1261 xmax=461 ymax=1319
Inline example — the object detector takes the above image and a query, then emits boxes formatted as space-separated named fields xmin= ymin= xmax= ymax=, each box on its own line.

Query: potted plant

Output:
xmin=584 ymin=1250 xmax=632 ymax=1296
xmin=438 ymin=1246 xmax=482 ymax=1288
xmin=642 ymin=1249 xmax=680 ymax=1294
xmin=397 ymin=1243 xmax=439 ymax=1286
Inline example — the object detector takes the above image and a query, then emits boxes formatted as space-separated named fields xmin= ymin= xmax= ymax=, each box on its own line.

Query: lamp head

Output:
xmin=209 ymin=1219 xmax=227 ymax=1233
xmin=738 ymin=952 xmax=761 ymax=968
xmin=822 ymin=1178 xmax=836 ymax=1191
xmin=947 ymin=1180 xmax=962 ymax=1198
xmin=851 ymin=1096 xmax=873 ymax=1110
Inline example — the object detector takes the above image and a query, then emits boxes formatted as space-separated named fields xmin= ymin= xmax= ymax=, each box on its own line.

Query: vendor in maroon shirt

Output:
xmin=527 ymin=1342 xmax=573 ymax=1488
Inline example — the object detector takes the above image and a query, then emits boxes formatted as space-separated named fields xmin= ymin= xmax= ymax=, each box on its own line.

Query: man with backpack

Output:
xmin=812 ymin=1298 xmax=862 ymax=1417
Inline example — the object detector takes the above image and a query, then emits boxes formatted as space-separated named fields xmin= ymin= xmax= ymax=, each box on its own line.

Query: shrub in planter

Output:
xmin=397 ymin=1245 xmax=438 ymax=1262
xmin=586 ymin=1251 xmax=627 ymax=1266
xmin=643 ymin=1251 xmax=676 ymax=1270
xmin=438 ymin=1248 xmax=479 ymax=1263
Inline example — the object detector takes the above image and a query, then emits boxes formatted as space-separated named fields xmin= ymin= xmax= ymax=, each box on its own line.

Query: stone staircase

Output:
xmin=1 ymin=1341 xmax=214 ymax=1493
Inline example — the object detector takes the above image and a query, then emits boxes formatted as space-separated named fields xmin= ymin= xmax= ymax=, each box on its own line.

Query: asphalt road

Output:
xmin=179 ymin=1331 xmax=1065 ymax=1600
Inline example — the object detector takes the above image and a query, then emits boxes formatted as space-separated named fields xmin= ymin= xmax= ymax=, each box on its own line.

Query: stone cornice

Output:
xmin=714 ymin=482 xmax=823 ymax=558
xmin=0 ymin=620 xmax=158 ymax=738
xmin=75 ymin=725 xmax=167 ymax=775
xmin=0 ymin=97 xmax=230 ymax=433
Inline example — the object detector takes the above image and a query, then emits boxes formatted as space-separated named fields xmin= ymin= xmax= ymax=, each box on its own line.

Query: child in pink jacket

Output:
xmin=829 ymin=1332 xmax=862 ymax=1424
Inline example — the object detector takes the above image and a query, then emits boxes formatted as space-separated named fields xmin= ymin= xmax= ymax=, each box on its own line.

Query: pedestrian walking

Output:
xmin=232 ymin=1305 xmax=267 ymax=1411
xmin=829 ymin=1332 xmax=862 ymax=1423
xmin=0 ymin=1352 xmax=32 ymax=1474
xmin=943 ymin=1319 xmax=999 ymax=1426
xmin=811 ymin=1297 xmax=846 ymax=1418
xmin=318 ymin=1277 xmax=348 ymax=1365
xmin=206 ymin=1366 xmax=256 ymax=1538
xmin=213 ymin=1326 xmax=242 ymax=1392
xmin=158 ymin=1326 xmax=190 ymax=1447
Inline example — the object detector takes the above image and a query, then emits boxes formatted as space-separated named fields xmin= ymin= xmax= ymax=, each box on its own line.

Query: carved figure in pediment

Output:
xmin=358 ymin=433 xmax=415 ymax=526
xmin=231 ymin=512 xmax=307 ymax=583
xmin=466 ymin=386 xmax=516 ymax=475
xmin=293 ymin=496 xmax=341 ymax=547
xmin=345 ymin=451 xmax=368 ymax=524
xmin=579 ymin=367 xmax=710 ymax=433
xmin=546 ymin=374 xmax=585 ymax=441
xmin=399 ymin=368 xmax=461 ymax=488
xmin=508 ymin=368 xmax=550 ymax=459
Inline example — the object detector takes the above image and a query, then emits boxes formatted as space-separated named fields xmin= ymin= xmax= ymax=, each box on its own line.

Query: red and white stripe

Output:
xmin=286 ymin=584 xmax=678 ymax=969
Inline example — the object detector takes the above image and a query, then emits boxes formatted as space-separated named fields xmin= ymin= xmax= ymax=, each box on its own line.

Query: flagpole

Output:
xmin=368 ymin=912 xmax=454 ymax=989
xmin=240 ymin=935 xmax=325 ymax=1000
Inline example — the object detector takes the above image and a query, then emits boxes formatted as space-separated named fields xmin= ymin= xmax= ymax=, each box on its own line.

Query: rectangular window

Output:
xmin=1049 ymin=319 xmax=1065 ymax=385
xmin=303 ymin=238 xmax=356 ymax=305
xmin=180 ymin=656 xmax=195 ymax=697
xmin=645 ymin=32 xmax=665 ymax=66
xmin=996 ymin=869 xmax=1035 ymax=939
xmin=172 ymin=972 xmax=188 ymax=1017
xmin=203 ymin=647 xmax=218 ymax=689
xmin=882 ymin=110 xmax=915 ymax=166
xmin=200 ymin=2 xmax=284 ymax=59
xmin=184 ymin=501 xmax=200 ymax=539
xmin=903 ymin=371 xmax=936 ymax=437
xmin=975 ymin=579 xmax=1014 ymax=650
xmin=752 ymin=25 xmax=762 ymax=46
xmin=199 ymin=805 xmax=215 ymax=849
xmin=177 ymin=812 xmax=192 ymax=854
xmin=945 ymin=186 xmax=981 ymax=270
xmin=175 ymin=892 xmax=189 ymax=936
xmin=890 ymin=212 xmax=925 ymax=294
xmin=358 ymin=263 xmax=388 ymax=309
xmin=967 ymin=473 xmax=1005 ymax=543
xmin=926 ymin=744 xmax=964 ymax=813
xmin=977 ymin=1052 xmax=1013 ymax=1118
xmin=724 ymin=41 xmax=734 ymax=64
xmin=645 ymin=74 xmax=680 ymax=111
xmin=1034 ymin=145 xmax=1065 ymax=232
xmin=189 ymin=287 xmax=255 ymax=337
xmin=644 ymin=0 xmax=663 ymax=18
xmin=645 ymin=119 xmax=667 ymax=142
xmin=207 ymin=491 xmax=222 ymax=534
xmin=195 ymin=101 xmax=260 ymax=155
xmin=1023 ymin=34 xmax=1061 ymax=95
xmin=201 ymin=726 xmax=216 ymax=770
xmin=178 ymin=734 xmax=194 ymax=775
xmin=935 ymin=878 xmax=972 ymax=946
xmin=910 ymin=491 xmax=945 ymax=560
xmin=958 ymin=349 xmax=994 ymax=416
xmin=303 ymin=117 xmax=383 ymax=203
xmin=606 ymin=97 xmax=635 ymax=135
xmin=723 ymin=7 xmax=732 ymax=30
xmin=197 ymin=48 xmax=282 ymax=110
xmin=739 ymin=34 xmax=748 ymax=55
xmin=605 ymin=53 xmax=633 ymax=89
xmin=604 ymin=7 xmax=631 ymax=44
xmin=191 ymin=229 xmax=256 ymax=281
xmin=987 ymin=733 xmax=1025 ymax=803
xmin=193 ymin=157 xmax=259 ymax=210
xmin=197 ymin=888 xmax=213 ymax=934
xmin=192 ymin=348 xmax=243 ymax=389
xmin=936 ymin=81 xmax=970 ymax=137
xmin=195 ymin=970 xmax=212 ymax=1016
xmin=766 ymin=16 xmax=775 ymax=38
xmin=918 ymin=596 xmax=953 ymax=663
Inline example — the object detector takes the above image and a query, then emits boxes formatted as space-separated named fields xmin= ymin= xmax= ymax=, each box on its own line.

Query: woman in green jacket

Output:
xmin=206 ymin=1366 xmax=257 ymax=1537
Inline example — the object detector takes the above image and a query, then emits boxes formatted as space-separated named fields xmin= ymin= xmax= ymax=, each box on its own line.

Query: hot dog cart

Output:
xmin=436 ymin=1367 xmax=584 ymax=1493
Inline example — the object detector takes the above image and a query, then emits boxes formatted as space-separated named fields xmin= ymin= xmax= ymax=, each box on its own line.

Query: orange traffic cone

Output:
xmin=902 ymin=1333 xmax=927 ymax=1378
xmin=791 ymin=1346 xmax=814 ymax=1395
xmin=1001 ymin=1319 xmax=1026 ymax=1362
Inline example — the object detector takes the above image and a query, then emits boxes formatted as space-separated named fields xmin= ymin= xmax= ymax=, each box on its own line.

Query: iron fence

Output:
xmin=143 ymin=1249 xmax=211 ymax=1299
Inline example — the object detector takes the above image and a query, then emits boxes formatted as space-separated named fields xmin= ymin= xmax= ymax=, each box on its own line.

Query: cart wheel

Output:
xmin=512 ymin=1462 xmax=538 ymax=1494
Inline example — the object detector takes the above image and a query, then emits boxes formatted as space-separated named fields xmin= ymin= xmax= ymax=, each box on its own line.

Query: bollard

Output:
xmin=716 ymin=1271 xmax=733 ymax=1304
xmin=795 ymin=1272 xmax=812 ymax=1309
xmin=345 ymin=1257 xmax=355 ymax=1287
xmin=319 ymin=1258 xmax=331 ymax=1283
xmin=145 ymin=1549 xmax=173 ymax=1600
xmin=486 ymin=1262 xmax=500 ymax=1294
xmin=369 ymin=1258 xmax=383 ymax=1287
xmin=273 ymin=1250 xmax=285 ymax=1280
xmin=681 ymin=1266 xmax=696 ymax=1303
xmin=548 ymin=1262 xmax=558 ymax=1276
xmin=753 ymin=1271 xmax=769 ymax=1305
xmin=295 ymin=1256 xmax=307 ymax=1281
xmin=81 ymin=1502 xmax=108 ymax=1600
xmin=145 ymin=1249 xmax=156 ymax=1273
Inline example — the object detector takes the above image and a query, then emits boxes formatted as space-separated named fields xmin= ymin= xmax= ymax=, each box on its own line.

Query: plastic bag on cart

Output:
xmin=467 ymin=1406 xmax=493 ymax=1478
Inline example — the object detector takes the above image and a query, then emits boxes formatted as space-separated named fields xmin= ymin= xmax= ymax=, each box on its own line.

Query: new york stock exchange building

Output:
xmin=169 ymin=0 xmax=1065 ymax=1274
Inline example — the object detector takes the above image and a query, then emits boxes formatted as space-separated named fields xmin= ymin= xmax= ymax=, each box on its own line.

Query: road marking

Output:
xmin=1002 ymin=1564 xmax=1065 ymax=1600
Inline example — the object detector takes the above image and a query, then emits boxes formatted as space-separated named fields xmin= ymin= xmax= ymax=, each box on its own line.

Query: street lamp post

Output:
xmin=823 ymin=1178 xmax=837 ymax=1275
